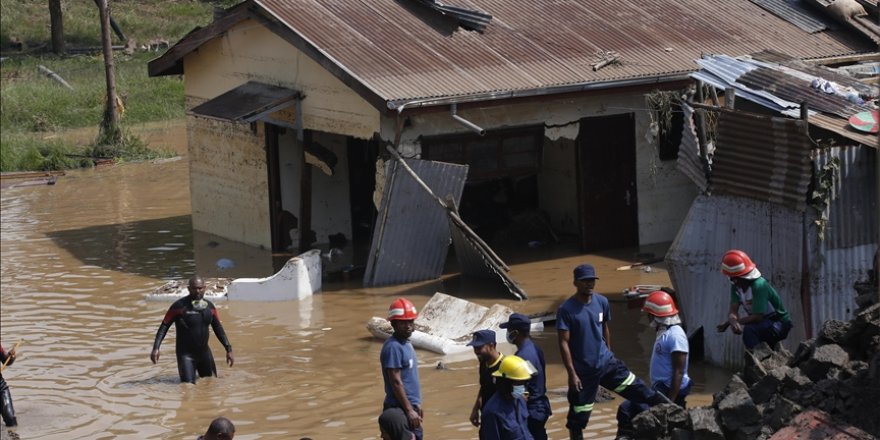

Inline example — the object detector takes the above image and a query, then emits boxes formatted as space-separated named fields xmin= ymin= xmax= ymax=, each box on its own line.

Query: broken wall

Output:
xmin=379 ymin=89 xmax=697 ymax=246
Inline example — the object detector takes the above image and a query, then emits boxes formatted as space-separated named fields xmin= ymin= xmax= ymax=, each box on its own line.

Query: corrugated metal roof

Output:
xmin=747 ymin=0 xmax=830 ymax=33
xmin=666 ymin=194 xmax=806 ymax=368
xmin=737 ymin=67 xmax=871 ymax=119
xmin=152 ymin=0 xmax=875 ymax=107
xmin=677 ymin=104 xmax=709 ymax=191
xmin=364 ymin=158 xmax=468 ymax=286
xmin=711 ymin=110 xmax=813 ymax=211
xmin=691 ymin=53 xmax=878 ymax=146
xmin=806 ymin=145 xmax=878 ymax=337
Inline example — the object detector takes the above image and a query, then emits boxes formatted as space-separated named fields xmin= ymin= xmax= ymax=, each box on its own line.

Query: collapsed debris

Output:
xmin=625 ymin=300 xmax=880 ymax=439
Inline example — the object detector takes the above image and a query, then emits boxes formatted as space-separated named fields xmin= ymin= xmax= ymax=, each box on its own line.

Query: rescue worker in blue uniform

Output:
xmin=557 ymin=264 xmax=663 ymax=440
xmin=380 ymin=298 xmax=423 ymax=440
xmin=617 ymin=290 xmax=691 ymax=438
xmin=468 ymin=329 xmax=505 ymax=428
xmin=500 ymin=313 xmax=551 ymax=440
xmin=151 ymin=276 xmax=234 ymax=383
xmin=479 ymin=355 xmax=536 ymax=440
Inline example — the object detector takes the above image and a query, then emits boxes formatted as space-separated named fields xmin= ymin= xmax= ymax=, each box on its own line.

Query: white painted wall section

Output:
xmin=227 ymin=249 xmax=322 ymax=301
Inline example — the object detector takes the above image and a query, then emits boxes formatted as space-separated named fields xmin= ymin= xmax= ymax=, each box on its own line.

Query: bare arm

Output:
xmin=668 ymin=351 xmax=687 ymax=402
xmin=558 ymin=329 xmax=582 ymax=391
xmin=387 ymin=368 xmax=421 ymax=429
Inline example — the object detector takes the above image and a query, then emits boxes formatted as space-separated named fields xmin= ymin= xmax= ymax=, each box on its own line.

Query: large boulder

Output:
xmin=800 ymin=344 xmax=850 ymax=382
xmin=688 ymin=407 xmax=724 ymax=440
xmin=717 ymin=389 xmax=761 ymax=431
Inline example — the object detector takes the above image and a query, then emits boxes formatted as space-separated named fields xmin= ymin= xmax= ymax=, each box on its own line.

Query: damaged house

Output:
xmin=148 ymin=0 xmax=876 ymax=287
xmin=667 ymin=50 xmax=878 ymax=368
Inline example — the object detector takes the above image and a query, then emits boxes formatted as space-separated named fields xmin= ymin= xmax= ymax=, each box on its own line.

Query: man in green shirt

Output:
xmin=717 ymin=249 xmax=793 ymax=349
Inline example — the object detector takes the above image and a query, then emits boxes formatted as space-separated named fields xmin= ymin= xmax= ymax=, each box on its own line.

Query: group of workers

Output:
xmin=0 ymin=249 xmax=791 ymax=439
xmin=377 ymin=249 xmax=792 ymax=440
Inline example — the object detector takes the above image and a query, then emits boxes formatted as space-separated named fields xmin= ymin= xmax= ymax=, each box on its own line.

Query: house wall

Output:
xmin=380 ymin=91 xmax=697 ymax=246
xmin=180 ymin=20 xmax=378 ymax=247
xmin=187 ymin=113 xmax=271 ymax=249
xmin=183 ymin=19 xmax=380 ymax=139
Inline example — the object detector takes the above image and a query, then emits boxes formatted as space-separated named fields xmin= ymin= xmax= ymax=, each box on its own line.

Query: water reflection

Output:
xmin=1 ymin=143 xmax=730 ymax=440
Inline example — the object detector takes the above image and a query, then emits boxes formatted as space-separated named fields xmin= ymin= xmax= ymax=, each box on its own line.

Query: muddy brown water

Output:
xmin=0 ymin=122 xmax=731 ymax=440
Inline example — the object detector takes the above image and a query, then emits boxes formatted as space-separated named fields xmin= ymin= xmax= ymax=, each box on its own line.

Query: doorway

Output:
xmin=577 ymin=113 xmax=639 ymax=251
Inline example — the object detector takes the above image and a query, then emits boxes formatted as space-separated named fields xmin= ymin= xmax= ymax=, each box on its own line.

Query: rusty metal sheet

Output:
xmin=748 ymin=0 xmax=829 ymax=33
xmin=769 ymin=409 xmax=876 ymax=439
xmin=245 ymin=0 xmax=873 ymax=106
xmin=190 ymin=81 xmax=299 ymax=123
xmin=666 ymin=195 xmax=806 ymax=368
xmin=364 ymin=159 xmax=467 ymax=286
xmin=448 ymin=209 xmax=527 ymax=299
xmin=677 ymin=104 xmax=709 ymax=191
xmin=712 ymin=111 xmax=812 ymax=211
xmin=738 ymin=67 xmax=872 ymax=119
xmin=806 ymin=145 xmax=877 ymax=337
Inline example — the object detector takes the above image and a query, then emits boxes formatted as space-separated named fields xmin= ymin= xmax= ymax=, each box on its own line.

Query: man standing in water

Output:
xmin=468 ymin=329 xmax=504 ymax=428
xmin=557 ymin=264 xmax=662 ymax=440
xmin=501 ymin=313 xmax=551 ymax=440
xmin=150 ymin=275 xmax=234 ymax=383
xmin=380 ymin=298 xmax=423 ymax=440
xmin=0 ymin=342 xmax=17 ymax=427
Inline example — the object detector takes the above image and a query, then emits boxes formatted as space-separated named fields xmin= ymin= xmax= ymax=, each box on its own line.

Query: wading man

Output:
xmin=557 ymin=264 xmax=662 ymax=440
xmin=150 ymin=276 xmax=234 ymax=383
xmin=381 ymin=298 xmax=423 ymax=440
xmin=468 ymin=329 xmax=504 ymax=428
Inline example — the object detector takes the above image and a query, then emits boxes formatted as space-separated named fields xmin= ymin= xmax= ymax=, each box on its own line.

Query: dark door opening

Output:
xmin=347 ymin=136 xmax=380 ymax=249
xmin=577 ymin=113 xmax=639 ymax=251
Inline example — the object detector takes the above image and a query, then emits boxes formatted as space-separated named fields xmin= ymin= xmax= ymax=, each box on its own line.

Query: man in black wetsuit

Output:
xmin=0 ymin=342 xmax=17 ymax=427
xmin=150 ymin=276 xmax=234 ymax=383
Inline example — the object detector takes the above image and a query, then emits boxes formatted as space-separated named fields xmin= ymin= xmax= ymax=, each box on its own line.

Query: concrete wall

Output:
xmin=309 ymin=131 xmax=353 ymax=245
xmin=379 ymin=91 xmax=697 ymax=245
xmin=187 ymin=111 xmax=271 ymax=249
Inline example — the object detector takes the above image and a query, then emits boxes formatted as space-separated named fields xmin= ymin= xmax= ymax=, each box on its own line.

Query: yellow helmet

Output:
xmin=492 ymin=355 xmax=537 ymax=381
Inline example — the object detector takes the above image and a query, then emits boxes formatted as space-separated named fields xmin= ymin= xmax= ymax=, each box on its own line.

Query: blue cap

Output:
xmin=574 ymin=264 xmax=599 ymax=280
xmin=466 ymin=329 xmax=496 ymax=347
xmin=500 ymin=313 xmax=531 ymax=331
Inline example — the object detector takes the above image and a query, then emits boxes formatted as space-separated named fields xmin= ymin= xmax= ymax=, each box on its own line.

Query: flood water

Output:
xmin=0 ymin=121 xmax=731 ymax=440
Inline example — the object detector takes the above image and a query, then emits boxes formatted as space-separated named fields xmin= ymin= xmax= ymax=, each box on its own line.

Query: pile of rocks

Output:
xmin=628 ymin=303 xmax=880 ymax=439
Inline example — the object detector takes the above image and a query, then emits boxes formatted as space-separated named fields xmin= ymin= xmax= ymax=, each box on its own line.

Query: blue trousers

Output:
xmin=616 ymin=381 xmax=691 ymax=428
xmin=743 ymin=318 xmax=792 ymax=349
xmin=566 ymin=357 xmax=659 ymax=431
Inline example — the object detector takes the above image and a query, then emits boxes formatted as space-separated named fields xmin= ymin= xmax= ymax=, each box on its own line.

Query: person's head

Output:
xmin=378 ymin=407 xmax=414 ymax=440
xmin=467 ymin=329 xmax=499 ymax=363
xmin=188 ymin=276 xmax=206 ymax=301
xmin=491 ymin=355 xmax=536 ymax=399
xmin=573 ymin=263 xmax=599 ymax=295
xmin=203 ymin=417 xmax=235 ymax=440
xmin=721 ymin=250 xmax=762 ymax=289
xmin=500 ymin=313 xmax=531 ymax=346
xmin=642 ymin=290 xmax=683 ymax=328
xmin=387 ymin=298 xmax=418 ymax=340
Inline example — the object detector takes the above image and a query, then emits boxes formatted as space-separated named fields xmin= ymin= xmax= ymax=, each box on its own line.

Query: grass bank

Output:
xmin=0 ymin=0 xmax=238 ymax=172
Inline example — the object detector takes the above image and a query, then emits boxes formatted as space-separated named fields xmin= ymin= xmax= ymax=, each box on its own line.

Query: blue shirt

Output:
xmin=556 ymin=294 xmax=612 ymax=374
xmin=479 ymin=393 xmax=534 ymax=440
xmin=381 ymin=336 xmax=421 ymax=407
xmin=514 ymin=339 xmax=551 ymax=421
xmin=649 ymin=325 xmax=691 ymax=390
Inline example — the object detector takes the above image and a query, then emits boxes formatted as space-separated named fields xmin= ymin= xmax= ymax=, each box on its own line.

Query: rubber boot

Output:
xmin=1 ymin=386 xmax=16 ymax=427
xmin=568 ymin=428 xmax=584 ymax=440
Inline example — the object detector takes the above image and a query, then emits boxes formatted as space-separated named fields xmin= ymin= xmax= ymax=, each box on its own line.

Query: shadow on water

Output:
xmin=45 ymin=215 xmax=196 ymax=280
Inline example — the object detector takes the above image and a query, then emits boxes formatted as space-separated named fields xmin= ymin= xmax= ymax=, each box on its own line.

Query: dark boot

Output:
xmin=1 ymin=385 xmax=16 ymax=427
xmin=568 ymin=428 xmax=584 ymax=440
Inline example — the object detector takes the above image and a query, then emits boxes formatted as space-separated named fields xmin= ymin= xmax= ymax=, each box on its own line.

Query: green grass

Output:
xmin=0 ymin=0 xmax=239 ymax=50
xmin=0 ymin=1 xmax=238 ymax=171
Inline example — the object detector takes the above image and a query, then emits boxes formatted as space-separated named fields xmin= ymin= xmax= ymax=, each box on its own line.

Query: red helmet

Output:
xmin=720 ymin=249 xmax=756 ymax=278
xmin=387 ymin=298 xmax=418 ymax=321
xmin=642 ymin=290 xmax=679 ymax=317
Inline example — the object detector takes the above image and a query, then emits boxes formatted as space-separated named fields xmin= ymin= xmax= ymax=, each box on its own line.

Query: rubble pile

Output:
xmin=629 ymin=303 xmax=880 ymax=440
